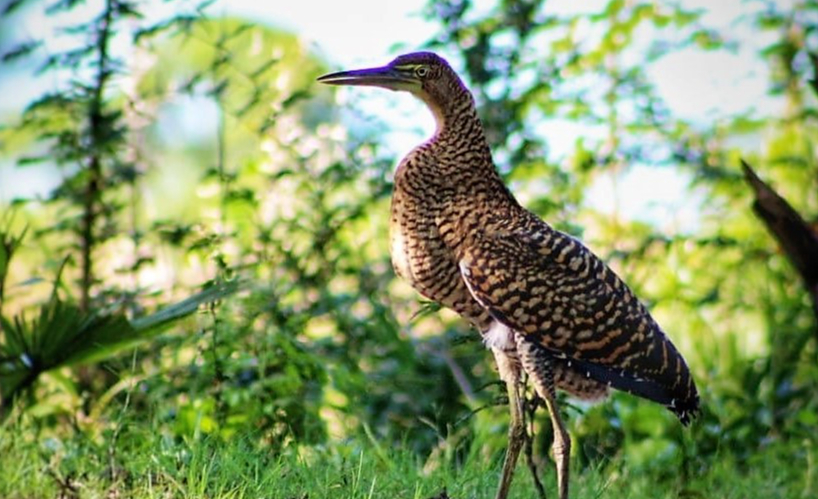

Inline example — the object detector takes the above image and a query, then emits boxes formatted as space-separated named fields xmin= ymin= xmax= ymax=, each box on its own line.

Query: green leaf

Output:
xmin=130 ymin=280 xmax=242 ymax=335
xmin=1 ymin=0 xmax=29 ymax=16
xmin=0 ymin=280 xmax=243 ymax=406
xmin=1 ymin=41 xmax=41 ymax=63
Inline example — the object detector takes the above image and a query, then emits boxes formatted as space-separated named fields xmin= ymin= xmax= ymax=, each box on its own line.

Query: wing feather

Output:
xmin=456 ymin=213 xmax=699 ymax=423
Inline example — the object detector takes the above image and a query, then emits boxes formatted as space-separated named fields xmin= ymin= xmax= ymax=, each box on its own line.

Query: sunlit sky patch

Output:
xmin=0 ymin=0 xmax=796 ymax=229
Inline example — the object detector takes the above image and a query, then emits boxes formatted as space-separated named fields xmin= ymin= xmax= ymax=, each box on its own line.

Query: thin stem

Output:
xmin=80 ymin=0 xmax=116 ymax=312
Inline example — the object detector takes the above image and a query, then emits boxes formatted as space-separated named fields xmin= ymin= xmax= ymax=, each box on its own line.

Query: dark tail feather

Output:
xmin=565 ymin=356 xmax=700 ymax=424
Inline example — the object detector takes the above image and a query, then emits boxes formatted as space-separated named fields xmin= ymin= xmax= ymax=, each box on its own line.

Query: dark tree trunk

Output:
xmin=742 ymin=160 xmax=818 ymax=332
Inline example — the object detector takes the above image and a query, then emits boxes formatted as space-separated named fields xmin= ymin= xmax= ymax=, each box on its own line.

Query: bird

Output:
xmin=318 ymin=52 xmax=700 ymax=499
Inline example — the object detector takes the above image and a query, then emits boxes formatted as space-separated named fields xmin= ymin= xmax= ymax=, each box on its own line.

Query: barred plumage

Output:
xmin=319 ymin=51 xmax=699 ymax=499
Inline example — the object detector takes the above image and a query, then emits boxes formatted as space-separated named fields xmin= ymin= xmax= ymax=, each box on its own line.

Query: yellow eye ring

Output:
xmin=415 ymin=66 xmax=429 ymax=78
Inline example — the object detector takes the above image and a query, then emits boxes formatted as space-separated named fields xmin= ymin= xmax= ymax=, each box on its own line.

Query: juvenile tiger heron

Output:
xmin=318 ymin=52 xmax=699 ymax=499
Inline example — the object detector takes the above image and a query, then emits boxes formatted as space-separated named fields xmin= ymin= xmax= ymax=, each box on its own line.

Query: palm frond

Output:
xmin=0 ymin=280 xmax=243 ymax=406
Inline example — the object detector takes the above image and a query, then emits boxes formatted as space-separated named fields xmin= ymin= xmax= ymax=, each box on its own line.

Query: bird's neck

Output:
xmin=425 ymin=90 xmax=493 ymax=165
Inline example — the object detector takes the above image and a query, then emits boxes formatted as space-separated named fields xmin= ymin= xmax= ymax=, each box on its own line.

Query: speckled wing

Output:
xmin=457 ymin=213 xmax=700 ymax=424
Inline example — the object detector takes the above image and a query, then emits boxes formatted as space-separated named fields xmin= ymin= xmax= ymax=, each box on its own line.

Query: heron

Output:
xmin=318 ymin=51 xmax=699 ymax=499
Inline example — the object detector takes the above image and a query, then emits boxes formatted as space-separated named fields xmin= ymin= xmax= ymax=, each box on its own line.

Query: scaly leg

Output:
xmin=517 ymin=340 xmax=570 ymax=499
xmin=492 ymin=347 xmax=525 ymax=499
xmin=524 ymin=392 xmax=548 ymax=499
xmin=540 ymin=372 xmax=570 ymax=499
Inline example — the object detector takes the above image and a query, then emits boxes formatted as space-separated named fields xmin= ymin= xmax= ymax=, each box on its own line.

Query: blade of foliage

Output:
xmin=129 ymin=279 xmax=242 ymax=335
xmin=0 ymin=221 xmax=28 ymax=310
xmin=0 ymin=280 xmax=242 ymax=404
xmin=1 ymin=41 xmax=42 ymax=63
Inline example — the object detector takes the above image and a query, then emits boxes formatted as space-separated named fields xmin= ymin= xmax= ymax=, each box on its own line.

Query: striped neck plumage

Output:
xmin=424 ymin=85 xmax=488 ymax=148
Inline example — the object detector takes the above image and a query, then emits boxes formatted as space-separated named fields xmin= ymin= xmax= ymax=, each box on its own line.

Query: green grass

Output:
xmin=0 ymin=417 xmax=813 ymax=499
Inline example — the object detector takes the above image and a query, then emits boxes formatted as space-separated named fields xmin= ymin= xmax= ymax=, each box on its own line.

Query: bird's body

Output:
xmin=318 ymin=51 xmax=699 ymax=499
xmin=390 ymin=115 xmax=614 ymax=402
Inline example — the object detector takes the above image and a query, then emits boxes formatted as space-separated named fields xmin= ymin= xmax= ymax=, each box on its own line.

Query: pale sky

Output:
xmin=0 ymin=0 xmax=794 ymax=228
xmin=231 ymin=0 xmax=785 ymax=231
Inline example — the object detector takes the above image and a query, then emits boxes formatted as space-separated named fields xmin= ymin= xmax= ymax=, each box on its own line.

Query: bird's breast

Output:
xmin=388 ymin=187 xmax=438 ymax=287
xmin=389 ymin=175 xmax=480 ymax=317
xmin=389 ymin=218 xmax=413 ymax=281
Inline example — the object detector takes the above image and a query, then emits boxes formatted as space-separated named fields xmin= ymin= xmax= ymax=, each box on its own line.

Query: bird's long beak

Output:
xmin=317 ymin=65 xmax=417 ymax=91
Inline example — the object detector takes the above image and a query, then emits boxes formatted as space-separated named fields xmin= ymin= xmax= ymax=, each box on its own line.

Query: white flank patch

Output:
xmin=483 ymin=320 xmax=514 ymax=350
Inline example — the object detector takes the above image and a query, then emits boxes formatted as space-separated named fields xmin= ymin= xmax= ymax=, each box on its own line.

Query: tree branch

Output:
xmin=741 ymin=159 xmax=818 ymax=326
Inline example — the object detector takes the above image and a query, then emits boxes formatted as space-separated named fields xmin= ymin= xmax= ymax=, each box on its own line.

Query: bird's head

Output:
xmin=317 ymin=52 xmax=470 ymax=130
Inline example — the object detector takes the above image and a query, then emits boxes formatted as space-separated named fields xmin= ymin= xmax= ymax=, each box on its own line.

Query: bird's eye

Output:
xmin=415 ymin=66 xmax=429 ymax=78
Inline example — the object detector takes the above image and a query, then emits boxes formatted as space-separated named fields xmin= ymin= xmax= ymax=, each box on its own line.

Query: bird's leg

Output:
xmin=540 ymin=370 xmax=570 ymax=499
xmin=492 ymin=347 xmax=525 ymax=499
xmin=523 ymin=392 xmax=548 ymax=499
xmin=516 ymin=341 xmax=570 ymax=499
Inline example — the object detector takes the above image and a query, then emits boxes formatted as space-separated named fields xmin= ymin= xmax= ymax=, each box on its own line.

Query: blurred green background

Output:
xmin=0 ymin=0 xmax=816 ymax=497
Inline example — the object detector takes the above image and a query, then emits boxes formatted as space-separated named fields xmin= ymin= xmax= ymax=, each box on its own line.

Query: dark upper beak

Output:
xmin=316 ymin=65 xmax=415 ymax=89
